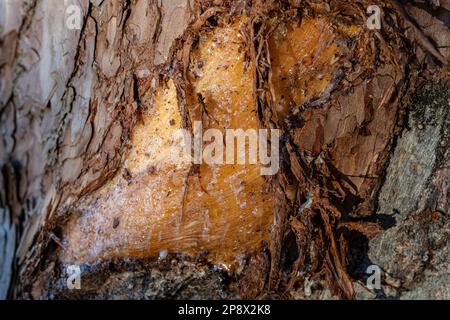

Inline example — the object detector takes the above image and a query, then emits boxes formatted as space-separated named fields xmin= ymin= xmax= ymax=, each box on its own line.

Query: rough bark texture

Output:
xmin=0 ymin=0 xmax=449 ymax=300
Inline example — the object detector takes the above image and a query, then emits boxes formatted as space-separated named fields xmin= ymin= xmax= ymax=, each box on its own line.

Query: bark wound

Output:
xmin=2 ymin=0 xmax=449 ymax=300
xmin=62 ymin=18 xmax=274 ymax=269
xmin=60 ymin=5 xmax=408 ymax=299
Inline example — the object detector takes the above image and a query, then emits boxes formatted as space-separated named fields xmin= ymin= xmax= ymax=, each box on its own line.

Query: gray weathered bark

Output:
xmin=0 ymin=0 xmax=448 ymax=299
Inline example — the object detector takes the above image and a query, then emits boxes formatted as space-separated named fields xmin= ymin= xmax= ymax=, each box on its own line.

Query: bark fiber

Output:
xmin=0 ymin=0 xmax=449 ymax=299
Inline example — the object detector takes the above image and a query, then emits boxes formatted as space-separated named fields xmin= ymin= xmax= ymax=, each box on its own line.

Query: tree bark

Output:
xmin=0 ymin=0 xmax=448 ymax=299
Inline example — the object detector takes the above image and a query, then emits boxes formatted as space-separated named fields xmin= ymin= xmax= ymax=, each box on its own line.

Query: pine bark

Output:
xmin=0 ymin=0 xmax=449 ymax=299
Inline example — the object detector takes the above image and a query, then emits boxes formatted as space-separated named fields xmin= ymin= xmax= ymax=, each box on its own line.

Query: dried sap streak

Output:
xmin=269 ymin=18 xmax=360 ymax=117
xmin=62 ymin=18 xmax=273 ymax=268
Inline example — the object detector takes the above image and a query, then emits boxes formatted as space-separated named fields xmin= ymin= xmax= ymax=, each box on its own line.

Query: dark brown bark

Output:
xmin=0 ymin=0 xmax=448 ymax=300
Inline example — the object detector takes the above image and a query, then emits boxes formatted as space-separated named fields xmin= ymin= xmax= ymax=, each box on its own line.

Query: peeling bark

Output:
xmin=0 ymin=0 xmax=449 ymax=300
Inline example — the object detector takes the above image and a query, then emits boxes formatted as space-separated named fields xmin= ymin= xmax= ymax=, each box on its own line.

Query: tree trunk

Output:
xmin=0 ymin=0 xmax=448 ymax=300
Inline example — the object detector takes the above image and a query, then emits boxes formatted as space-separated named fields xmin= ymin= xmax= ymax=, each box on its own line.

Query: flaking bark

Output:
xmin=0 ymin=0 xmax=449 ymax=299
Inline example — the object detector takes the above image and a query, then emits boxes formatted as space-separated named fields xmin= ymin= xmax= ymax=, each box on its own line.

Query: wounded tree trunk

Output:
xmin=0 ymin=0 xmax=449 ymax=300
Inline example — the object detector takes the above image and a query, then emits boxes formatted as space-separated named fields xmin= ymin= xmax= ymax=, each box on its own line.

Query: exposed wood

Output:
xmin=0 ymin=0 xmax=449 ymax=300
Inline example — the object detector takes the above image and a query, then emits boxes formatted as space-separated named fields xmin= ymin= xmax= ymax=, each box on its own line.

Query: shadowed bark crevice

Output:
xmin=0 ymin=0 xmax=448 ymax=300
